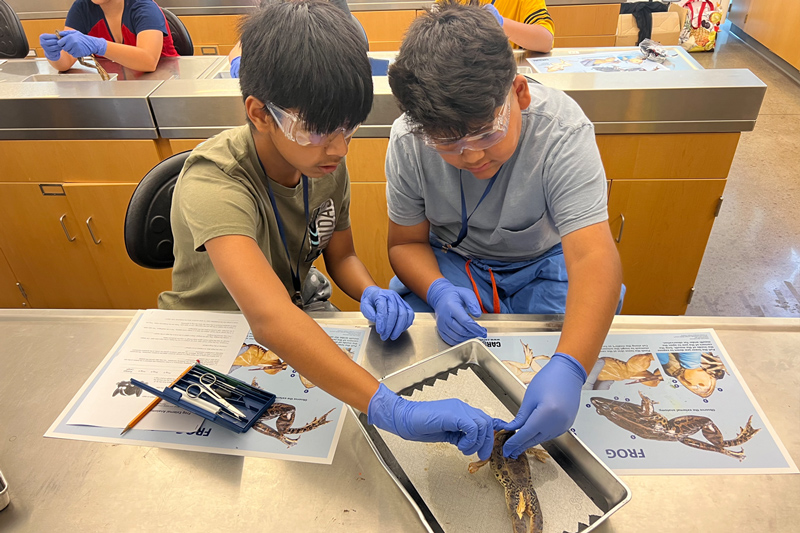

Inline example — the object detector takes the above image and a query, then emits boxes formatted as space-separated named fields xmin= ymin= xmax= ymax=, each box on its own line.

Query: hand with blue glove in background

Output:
xmin=360 ymin=286 xmax=415 ymax=341
xmin=427 ymin=278 xmax=487 ymax=345
xmin=56 ymin=30 xmax=108 ymax=58
xmin=229 ymin=56 xmax=241 ymax=78
xmin=369 ymin=383 xmax=495 ymax=460
xmin=483 ymin=3 xmax=504 ymax=27
xmin=495 ymin=352 xmax=587 ymax=458
xmin=39 ymin=33 xmax=63 ymax=61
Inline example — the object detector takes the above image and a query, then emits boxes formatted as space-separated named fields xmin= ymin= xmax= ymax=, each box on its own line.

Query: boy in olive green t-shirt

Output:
xmin=158 ymin=1 xmax=497 ymax=460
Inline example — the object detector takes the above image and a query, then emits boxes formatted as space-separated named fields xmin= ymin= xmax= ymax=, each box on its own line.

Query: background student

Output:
xmin=160 ymin=1 xmax=495 ymax=460
xmin=39 ymin=0 xmax=177 ymax=73
xmin=483 ymin=0 xmax=555 ymax=52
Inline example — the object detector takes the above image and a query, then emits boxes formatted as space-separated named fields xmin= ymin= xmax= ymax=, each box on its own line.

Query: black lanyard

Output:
xmin=442 ymin=168 xmax=500 ymax=252
xmin=258 ymin=158 xmax=309 ymax=308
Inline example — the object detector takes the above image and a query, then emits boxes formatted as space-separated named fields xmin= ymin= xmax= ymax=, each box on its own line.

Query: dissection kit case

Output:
xmin=132 ymin=363 xmax=276 ymax=433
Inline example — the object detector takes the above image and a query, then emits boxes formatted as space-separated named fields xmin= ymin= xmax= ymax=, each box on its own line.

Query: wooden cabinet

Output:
xmin=64 ymin=183 xmax=173 ymax=309
xmin=0 ymin=183 xmax=113 ymax=308
xmin=177 ymin=15 xmax=242 ymax=56
xmin=607 ymin=178 xmax=726 ymax=315
xmin=0 ymin=139 xmax=171 ymax=310
xmin=549 ymin=4 xmax=620 ymax=48
xmin=20 ymin=18 xmax=66 ymax=58
xmin=733 ymin=0 xmax=800 ymax=70
xmin=598 ymin=132 xmax=739 ymax=315
xmin=353 ymin=10 xmax=418 ymax=51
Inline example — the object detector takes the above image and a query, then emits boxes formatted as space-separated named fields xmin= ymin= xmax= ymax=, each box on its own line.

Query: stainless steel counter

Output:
xmin=0 ymin=310 xmax=798 ymax=532
xmin=0 ymin=57 xmax=222 ymax=140
xmin=150 ymin=48 xmax=766 ymax=139
xmin=9 ymin=0 xmax=623 ymax=18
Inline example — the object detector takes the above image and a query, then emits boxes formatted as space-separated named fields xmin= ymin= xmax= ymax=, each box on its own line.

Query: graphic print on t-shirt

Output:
xmin=305 ymin=198 xmax=336 ymax=262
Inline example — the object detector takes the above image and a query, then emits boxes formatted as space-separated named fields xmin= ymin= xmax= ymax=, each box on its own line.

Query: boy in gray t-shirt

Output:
xmin=386 ymin=0 xmax=623 ymax=459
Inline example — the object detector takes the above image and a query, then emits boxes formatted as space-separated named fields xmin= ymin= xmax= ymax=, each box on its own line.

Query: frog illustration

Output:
xmin=252 ymin=403 xmax=334 ymax=447
xmin=469 ymin=430 xmax=549 ymax=533
xmin=591 ymin=391 xmax=760 ymax=461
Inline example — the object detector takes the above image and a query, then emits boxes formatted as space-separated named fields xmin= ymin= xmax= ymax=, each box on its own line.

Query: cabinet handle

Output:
xmin=86 ymin=216 xmax=101 ymax=245
xmin=59 ymin=214 xmax=76 ymax=242
xmin=615 ymin=214 xmax=625 ymax=243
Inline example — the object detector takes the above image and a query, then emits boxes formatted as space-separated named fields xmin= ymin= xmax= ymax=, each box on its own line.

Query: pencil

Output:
xmin=120 ymin=363 xmax=195 ymax=436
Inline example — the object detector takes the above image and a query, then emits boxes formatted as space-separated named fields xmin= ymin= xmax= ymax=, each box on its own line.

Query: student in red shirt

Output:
xmin=39 ymin=0 xmax=178 ymax=73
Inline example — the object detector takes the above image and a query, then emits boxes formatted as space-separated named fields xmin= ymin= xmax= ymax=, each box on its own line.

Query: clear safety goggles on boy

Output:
xmin=422 ymin=91 xmax=513 ymax=155
xmin=265 ymin=102 xmax=360 ymax=146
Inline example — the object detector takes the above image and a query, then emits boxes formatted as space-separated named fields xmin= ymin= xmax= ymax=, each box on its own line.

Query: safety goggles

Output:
xmin=422 ymin=91 xmax=513 ymax=155
xmin=265 ymin=102 xmax=360 ymax=146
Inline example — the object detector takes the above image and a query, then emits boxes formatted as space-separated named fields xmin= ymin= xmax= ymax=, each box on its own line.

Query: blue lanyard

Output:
xmin=258 ymin=158 xmax=309 ymax=308
xmin=443 ymin=168 xmax=500 ymax=252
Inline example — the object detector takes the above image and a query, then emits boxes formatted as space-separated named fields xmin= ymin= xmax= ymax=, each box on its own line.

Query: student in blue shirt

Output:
xmin=39 ymin=0 xmax=178 ymax=73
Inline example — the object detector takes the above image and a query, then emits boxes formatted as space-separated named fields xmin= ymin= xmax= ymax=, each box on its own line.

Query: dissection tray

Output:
xmin=352 ymin=339 xmax=631 ymax=533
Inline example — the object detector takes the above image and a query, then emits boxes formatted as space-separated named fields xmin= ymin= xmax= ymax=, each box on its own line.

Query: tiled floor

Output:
xmin=683 ymin=23 xmax=800 ymax=317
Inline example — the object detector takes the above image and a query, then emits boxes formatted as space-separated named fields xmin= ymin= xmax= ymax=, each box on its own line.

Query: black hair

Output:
xmin=239 ymin=0 xmax=373 ymax=134
xmin=388 ymin=0 xmax=516 ymax=139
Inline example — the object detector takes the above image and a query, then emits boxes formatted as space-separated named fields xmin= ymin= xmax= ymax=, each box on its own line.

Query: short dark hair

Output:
xmin=388 ymin=0 xmax=516 ymax=139
xmin=239 ymin=0 xmax=372 ymax=134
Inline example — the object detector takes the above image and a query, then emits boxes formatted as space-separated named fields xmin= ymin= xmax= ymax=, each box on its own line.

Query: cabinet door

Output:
xmin=0 ymin=247 xmax=29 ymax=308
xmin=315 ymin=182 xmax=392 ymax=311
xmin=0 ymin=184 xmax=112 ymax=308
xmin=353 ymin=11 xmax=418 ymax=51
xmin=65 ymin=183 xmax=173 ymax=309
xmin=607 ymin=179 xmax=726 ymax=315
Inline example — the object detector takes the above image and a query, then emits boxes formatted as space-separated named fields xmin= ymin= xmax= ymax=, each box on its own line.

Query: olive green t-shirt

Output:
xmin=158 ymin=125 xmax=351 ymax=311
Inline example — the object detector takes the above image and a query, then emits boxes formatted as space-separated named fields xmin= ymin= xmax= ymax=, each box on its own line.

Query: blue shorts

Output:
xmin=390 ymin=241 xmax=625 ymax=314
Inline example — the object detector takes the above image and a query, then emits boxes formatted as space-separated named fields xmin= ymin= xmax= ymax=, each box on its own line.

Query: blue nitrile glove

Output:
xmin=229 ymin=56 xmax=241 ymax=78
xmin=483 ymin=4 xmax=504 ymax=27
xmin=57 ymin=30 xmax=108 ymax=58
xmin=657 ymin=352 xmax=702 ymax=369
xmin=426 ymin=278 xmax=487 ymax=346
xmin=360 ymin=285 xmax=415 ymax=341
xmin=39 ymin=33 xmax=62 ymax=61
xmin=368 ymin=383 xmax=494 ymax=460
xmin=496 ymin=352 xmax=587 ymax=458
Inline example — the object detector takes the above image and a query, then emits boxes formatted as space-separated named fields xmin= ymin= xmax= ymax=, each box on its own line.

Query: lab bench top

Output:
xmin=0 ymin=310 xmax=797 ymax=532
xmin=9 ymin=0 xmax=624 ymax=18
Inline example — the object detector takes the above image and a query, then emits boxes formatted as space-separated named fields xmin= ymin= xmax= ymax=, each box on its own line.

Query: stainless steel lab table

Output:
xmin=0 ymin=310 xmax=797 ymax=532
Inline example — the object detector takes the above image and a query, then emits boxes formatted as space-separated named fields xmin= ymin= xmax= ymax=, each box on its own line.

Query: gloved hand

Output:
xmin=360 ymin=285 xmax=415 ymax=341
xmin=368 ymin=383 xmax=494 ymax=460
xmin=57 ymin=30 xmax=108 ymax=58
xmin=39 ymin=33 xmax=62 ymax=61
xmin=657 ymin=352 xmax=702 ymax=369
xmin=496 ymin=352 xmax=586 ymax=458
xmin=229 ymin=56 xmax=241 ymax=78
xmin=483 ymin=4 xmax=505 ymax=27
xmin=426 ymin=278 xmax=487 ymax=345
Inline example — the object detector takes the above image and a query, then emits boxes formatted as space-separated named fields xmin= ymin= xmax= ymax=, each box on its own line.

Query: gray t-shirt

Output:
xmin=385 ymin=83 xmax=608 ymax=262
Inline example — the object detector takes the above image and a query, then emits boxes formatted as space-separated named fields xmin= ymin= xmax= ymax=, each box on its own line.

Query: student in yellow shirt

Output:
xmin=483 ymin=0 xmax=555 ymax=52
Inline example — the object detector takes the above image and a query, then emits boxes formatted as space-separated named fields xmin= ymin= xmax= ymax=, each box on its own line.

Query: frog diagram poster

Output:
xmin=47 ymin=311 xmax=369 ymax=465
xmin=480 ymin=330 xmax=797 ymax=475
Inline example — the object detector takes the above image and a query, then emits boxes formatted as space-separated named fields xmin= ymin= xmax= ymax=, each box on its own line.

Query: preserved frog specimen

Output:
xmin=591 ymin=391 xmax=759 ymax=461
xmin=468 ymin=430 xmax=549 ymax=533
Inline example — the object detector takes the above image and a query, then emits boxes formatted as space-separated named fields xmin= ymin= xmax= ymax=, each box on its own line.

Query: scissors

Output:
xmin=186 ymin=373 xmax=247 ymax=419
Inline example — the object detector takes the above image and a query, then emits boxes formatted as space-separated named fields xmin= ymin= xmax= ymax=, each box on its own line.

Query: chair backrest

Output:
xmin=162 ymin=8 xmax=193 ymax=56
xmin=0 ymin=0 xmax=29 ymax=59
xmin=124 ymin=151 xmax=191 ymax=269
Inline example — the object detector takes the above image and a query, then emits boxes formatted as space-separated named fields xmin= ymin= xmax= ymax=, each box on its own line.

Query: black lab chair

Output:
xmin=125 ymin=151 xmax=190 ymax=269
xmin=162 ymin=8 xmax=193 ymax=56
xmin=0 ymin=0 xmax=29 ymax=59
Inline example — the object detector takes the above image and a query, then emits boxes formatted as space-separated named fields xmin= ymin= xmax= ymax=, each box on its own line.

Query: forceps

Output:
xmin=186 ymin=373 xmax=247 ymax=419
